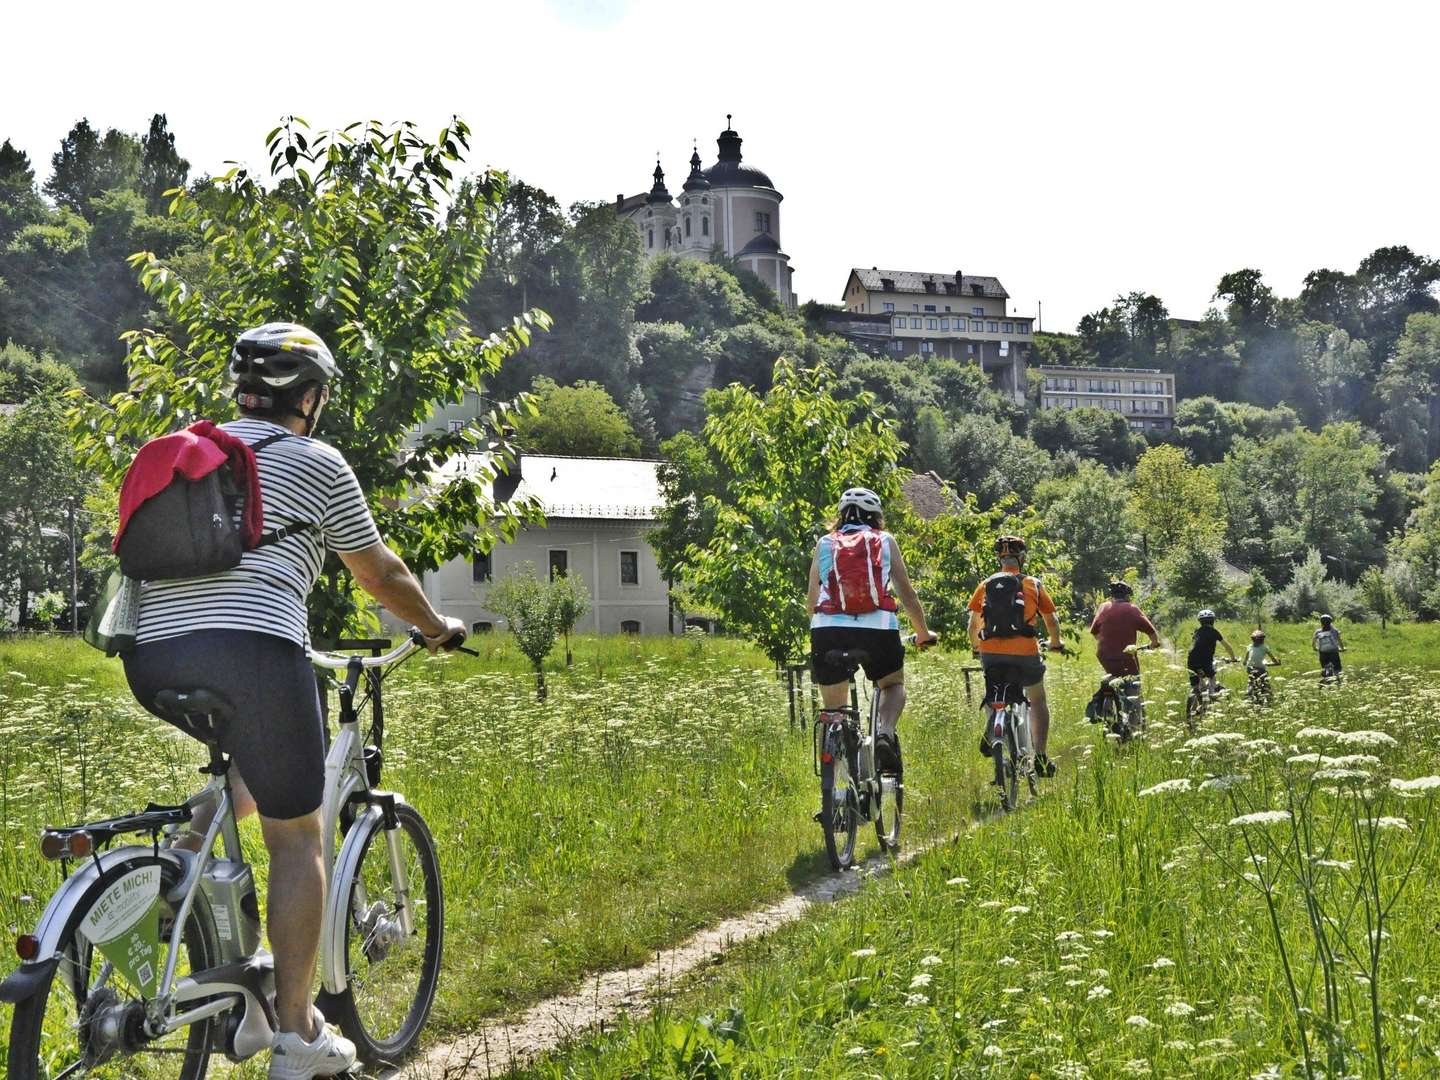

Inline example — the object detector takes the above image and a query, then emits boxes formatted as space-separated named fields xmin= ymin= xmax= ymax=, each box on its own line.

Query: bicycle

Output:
xmin=1318 ymin=653 xmax=1344 ymax=685
xmin=1185 ymin=658 xmax=1235 ymax=731
xmin=812 ymin=635 xmax=929 ymax=870
xmin=1247 ymin=658 xmax=1281 ymax=705
xmin=2 ymin=628 xmax=465 ymax=1078
xmin=980 ymin=641 xmax=1065 ymax=813
xmin=1091 ymin=643 xmax=1153 ymax=743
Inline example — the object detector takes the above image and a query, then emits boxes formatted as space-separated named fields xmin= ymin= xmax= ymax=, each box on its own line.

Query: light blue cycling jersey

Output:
xmin=810 ymin=524 xmax=900 ymax=632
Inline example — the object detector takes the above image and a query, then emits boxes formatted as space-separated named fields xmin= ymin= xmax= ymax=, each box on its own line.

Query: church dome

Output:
xmin=646 ymin=160 xmax=672 ymax=205
xmin=701 ymin=119 xmax=779 ymax=195
xmin=682 ymin=147 xmax=710 ymax=193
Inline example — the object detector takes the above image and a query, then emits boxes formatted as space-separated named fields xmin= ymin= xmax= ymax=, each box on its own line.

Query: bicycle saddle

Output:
xmin=983 ymin=667 xmax=1028 ymax=704
xmin=153 ymin=688 xmax=234 ymax=744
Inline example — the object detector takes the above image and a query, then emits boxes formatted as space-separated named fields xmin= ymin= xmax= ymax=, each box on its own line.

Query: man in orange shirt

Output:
xmin=967 ymin=535 xmax=1065 ymax=777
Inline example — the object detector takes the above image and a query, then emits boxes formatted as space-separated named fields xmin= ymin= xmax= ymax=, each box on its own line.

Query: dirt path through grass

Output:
xmin=388 ymin=825 xmax=975 ymax=1080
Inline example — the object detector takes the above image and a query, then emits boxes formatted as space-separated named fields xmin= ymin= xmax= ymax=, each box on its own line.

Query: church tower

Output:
xmin=677 ymin=145 xmax=712 ymax=259
xmin=640 ymin=159 xmax=678 ymax=254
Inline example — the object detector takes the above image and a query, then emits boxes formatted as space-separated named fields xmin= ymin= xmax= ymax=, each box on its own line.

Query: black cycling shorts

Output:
xmin=124 ymin=629 xmax=326 ymax=820
xmin=810 ymin=626 xmax=905 ymax=686
xmin=1319 ymin=650 xmax=1343 ymax=671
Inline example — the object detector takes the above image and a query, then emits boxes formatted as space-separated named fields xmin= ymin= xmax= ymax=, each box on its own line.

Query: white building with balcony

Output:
xmin=1037 ymin=365 xmax=1177 ymax=432
xmin=839 ymin=268 xmax=1034 ymax=401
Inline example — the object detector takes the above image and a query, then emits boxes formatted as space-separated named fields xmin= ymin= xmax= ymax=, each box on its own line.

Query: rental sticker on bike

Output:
xmin=78 ymin=865 xmax=162 ymax=998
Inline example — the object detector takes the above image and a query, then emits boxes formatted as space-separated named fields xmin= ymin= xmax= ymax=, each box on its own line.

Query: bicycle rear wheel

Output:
xmin=820 ymin=735 xmax=859 ymax=870
xmin=874 ymin=773 xmax=902 ymax=853
xmin=328 ymin=801 xmax=444 ymax=1066
xmin=7 ymin=857 xmax=217 ymax=1080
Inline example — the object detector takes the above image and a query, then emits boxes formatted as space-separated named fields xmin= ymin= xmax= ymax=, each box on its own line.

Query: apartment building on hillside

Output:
xmin=838 ymin=268 xmax=1034 ymax=401
xmin=1037 ymin=365 xmax=1177 ymax=432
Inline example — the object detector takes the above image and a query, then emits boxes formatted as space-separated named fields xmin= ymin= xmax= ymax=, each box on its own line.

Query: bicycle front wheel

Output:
xmin=7 ymin=856 xmax=217 ymax=1080
xmin=329 ymin=801 xmax=444 ymax=1065
xmin=820 ymin=739 xmax=859 ymax=870
xmin=874 ymin=774 xmax=902 ymax=853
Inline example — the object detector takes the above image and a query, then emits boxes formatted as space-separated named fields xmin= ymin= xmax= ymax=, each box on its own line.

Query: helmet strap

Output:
xmin=235 ymin=387 xmax=274 ymax=411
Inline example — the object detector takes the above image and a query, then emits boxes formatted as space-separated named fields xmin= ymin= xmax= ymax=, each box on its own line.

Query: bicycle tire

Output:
xmin=7 ymin=856 xmax=218 ymax=1080
xmin=1005 ymin=721 xmax=1023 ymax=808
xmin=874 ymin=773 xmax=902 ymax=853
xmin=1185 ymin=690 xmax=1202 ymax=731
xmin=329 ymin=801 xmax=444 ymax=1065
xmin=819 ymin=728 xmax=859 ymax=871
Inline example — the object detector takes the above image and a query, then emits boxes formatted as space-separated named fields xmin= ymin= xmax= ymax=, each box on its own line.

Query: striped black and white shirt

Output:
xmin=135 ymin=417 xmax=381 ymax=649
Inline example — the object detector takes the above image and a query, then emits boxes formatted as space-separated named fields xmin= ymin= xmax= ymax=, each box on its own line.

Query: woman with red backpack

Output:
xmin=807 ymin=487 xmax=937 ymax=774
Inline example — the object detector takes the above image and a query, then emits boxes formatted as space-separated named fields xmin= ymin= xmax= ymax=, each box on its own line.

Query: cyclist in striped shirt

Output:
xmin=122 ymin=323 xmax=465 ymax=1080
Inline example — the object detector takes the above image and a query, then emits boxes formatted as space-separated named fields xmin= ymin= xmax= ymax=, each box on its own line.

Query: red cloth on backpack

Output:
xmin=113 ymin=422 xmax=264 ymax=551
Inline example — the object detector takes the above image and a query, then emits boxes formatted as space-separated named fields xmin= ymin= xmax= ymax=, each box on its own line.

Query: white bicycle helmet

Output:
xmin=229 ymin=322 xmax=339 ymax=388
xmin=1198 ymin=609 xmax=1216 ymax=621
xmin=838 ymin=487 xmax=883 ymax=516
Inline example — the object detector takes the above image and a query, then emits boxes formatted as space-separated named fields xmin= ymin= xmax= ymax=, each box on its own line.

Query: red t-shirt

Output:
xmin=1089 ymin=600 xmax=1157 ymax=660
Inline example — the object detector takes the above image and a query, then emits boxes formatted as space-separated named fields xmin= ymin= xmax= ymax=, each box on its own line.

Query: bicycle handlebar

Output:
xmin=311 ymin=626 xmax=470 ymax=669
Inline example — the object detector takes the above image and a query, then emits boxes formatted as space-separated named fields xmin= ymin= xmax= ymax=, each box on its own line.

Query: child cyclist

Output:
xmin=1245 ymin=629 xmax=1281 ymax=695
xmin=1188 ymin=609 xmax=1238 ymax=696
xmin=1312 ymin=614 xmax=1346 ymax=678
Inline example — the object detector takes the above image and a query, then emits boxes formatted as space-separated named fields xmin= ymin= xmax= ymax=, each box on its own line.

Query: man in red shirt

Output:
xmin=1089 ymin=580 xmax=1160 ymax=675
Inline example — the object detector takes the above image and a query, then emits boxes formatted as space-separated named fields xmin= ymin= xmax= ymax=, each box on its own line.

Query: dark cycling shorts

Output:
xmin=124 ymin=629 xmax=325 ymax=820
xmin=1188 ymin=656 xmax=1216 ymax=688
xmin=810 ymin=626 xmax=904 ymax=685
xmin=1099 ymin=653 xmax=1140 ymax=678
xmin=1319 ymin=650 xmax=1343 ymax=671
xmin=980 ymin=652 xmax=1047 ymax=688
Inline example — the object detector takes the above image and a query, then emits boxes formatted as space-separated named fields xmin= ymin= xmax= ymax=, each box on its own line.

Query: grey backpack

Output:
xmin=116 ymin=432 xmax=310 ymax=581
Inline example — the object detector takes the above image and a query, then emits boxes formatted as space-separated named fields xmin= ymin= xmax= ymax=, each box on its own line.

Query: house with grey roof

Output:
xmin=836 ymin=267 xmax=1036 ymax=400
xmin=411 ymin=454 xmax=678 ymax=637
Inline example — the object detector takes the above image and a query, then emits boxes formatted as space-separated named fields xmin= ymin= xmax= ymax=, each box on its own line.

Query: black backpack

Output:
xmin=117 ymin=432 xmax=309 ymax=581
xmin=981 ymin=572 xmax=1037 ymax=640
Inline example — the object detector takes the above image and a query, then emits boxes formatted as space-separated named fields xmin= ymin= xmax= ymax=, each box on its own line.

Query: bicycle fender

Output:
xmin=1 ymin=846 xmax=187 ymax=1001
xmin=320 ymin=801 xmax=389 ymax=994
xmin=0 ymin=956 xmax=58 ymax=1003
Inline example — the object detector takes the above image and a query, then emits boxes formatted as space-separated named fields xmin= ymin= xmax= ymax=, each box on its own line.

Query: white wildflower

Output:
xmin=982 ymin=1018 xmax=1006 ymax=1030
xmin=1286 ymin=753 xmax=1324 ymax=765
xmin=1228 ymin=810 xmax=1292 ymax=827
xmin=1165 ymin=1039 xmax=1194 ymax=1051
xmin=1367 ymin=816 xmax=1410 ymax=831
xmin=846 ymin=1046 xmax=867 ymax=1056
xmin=1184 ymin=731 xmax=1247 ymax=750
xmin=946 ymin=876 xmax=969 ymax=886
xmin=850 ymin=947 xmax=877 ymax=958
xmin=1002 ymin=986 xmax=1024 ymax=994
xmin=1199 ymin=774 xmax=1248 ymax=790
xmin=1087 ymin=984 xmax=1112 ymax=1000
xmin=919 ymin=954 xmax=943 ymax=967
xmin=1004 ymin=904 xmax=1031 ymax=915
xmin=1296 ymin=726 xmax=1344 ymax=741
xmin=983 ymin=1044 xmax=1004 ymax=1057
xmin=1091 ymin=929 xmax=1115 ymax=938
xmin=1150 ymin=956 xmax=1176 ymax=969
xmin=1334 ymin=729 xmax=1397 ymax=749
xmin=978 ymin=899 xmax=1004 ymax=909
xmin=997 ymin=955 xmax=1019 ymax=967
xmin=1165 ymin=1001 xmax=1196 ymax=1018
xmin=1055 ymin=930 xmax=1084 ymax=942
xmin=1140 ymin=778 xmax=1192 ymax=796
xmin=1126 ymin=1015 xmax=1152 ymax=1028
xmin=1315 ymin=858 xmax=1354 ymax=870
xmin=1390 ymin=775 xmax=1440 ymax=797
xmin=904 ymin=991 xmax=929 ymax=1006
xmin=909 ymin=973 xmax=932 ymax=989
xmin=1315 ymin=768 xmax=1370 ymax=781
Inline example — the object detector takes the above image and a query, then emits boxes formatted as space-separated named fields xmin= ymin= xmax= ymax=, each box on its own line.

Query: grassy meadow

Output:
xmin=2 ymin=620 xmax=1438 ymax=1077
xmin=511 ymin=621 xmax=1440 ymax=1079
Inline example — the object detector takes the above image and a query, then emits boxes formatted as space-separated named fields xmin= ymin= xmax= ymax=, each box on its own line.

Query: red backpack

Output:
xmin=817 ymin=529 xmax=898 ymax=616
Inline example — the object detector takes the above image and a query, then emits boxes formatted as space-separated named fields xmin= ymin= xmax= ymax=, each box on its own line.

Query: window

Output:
xmin=647 ymin=229 xmax=653 ymax=248
xmin=448 ymin=419 xmax=464 ymax=433
xmin=967 ymin=343 xmax=977 ymax=355
xmin=894 ymin=317 xmax=906 ymax=332
xmin=702 ymin=216 xmax=709 ymax=236
xmin=548 ymin=549 xmax=569 ymax=580
xmin=754 ymin=211 xmax=771 ymax=233
xmin=910 ymin=318 xmax=922 ymax=328
xmin=919 ymin=340 xmax=934 ymax=353
xmin=1002 ymin=322 xmax=1013 ymax=334
xmin=620 ymin=550 xmax=640 ymax=586
xmin=912 ymin=304 xmax=919 ymax=312
xmin=620 ymin=619 xmax=641 ymax=635
xmin=684 ymin=216 xmax=691 ymax=237
xmin=470 ymin=621 xmax=492 ymax=634
xmin=944 ymin=305 xmax=952 ymax=312
xmin=940 ymin=318 xmax=949 ymax=330
xmin=882 ymin=302 xmax=894 ymax=312
xmin=1016 ymin=321 xmax=1030 ymax=334
xmin=891 ymin=340 xmax=905 ymax=352
xmin=923 ymin=304 xmax=936 ymax=312
xmin=972 ymin=306 xmax=984 ymax=316
xmin=926 ymin=319 xmax=937 ymax=330
xmin=471 ymin=550 xmax=493 ymax=584
xmin=970 ymin=320 xmax=984 ymax=332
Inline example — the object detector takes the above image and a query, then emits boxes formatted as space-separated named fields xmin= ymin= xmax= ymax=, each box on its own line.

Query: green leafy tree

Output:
xmin=1358 ymin=568 xmax=1400 ymax=630
xmin=486 ymin=562 xmax=564 ymax=698
xmin=45 ymin=119 xmax=142 ymax=216
xmin=1029 ymin=407 xmax=1143 ymax=471
xmin=654 ymin=358 xmax=903 ymax=665
xmin=1381 ymin=313 xmax=1440 ymax=463
xmin=1033 ymin=461 xmax=1136 ymax=598
xmin=514 ymin=377 xmax=640 ymax=457
xmin=624 ymin=385 xmax=659 ymax=455
xmin=1246 ymin=567 xmax=1270 ymax=628
xmin=1130 ymin=444 xmax=1223 ymax=554
xmin=1353 ymin=245 xmax=1440 ymax=361
xmin=138 ymin=114 xmax=190 ymax=213
xmin=550 ymin=569 xmax=592 ymax=666
xmin=632 ymin=321 xmax=710 ymax=435
xmin=557 ymin=200 xmax=645 ymax=392
xmin=941 ymin=413 xmax=1052 ymax=508
xmin=0 ymin=139 xmax=45 ymax=247
xmin=1293 ymin=321 xmax=1370 ymax=424
xmin=69 ymin=117 xmax=546 ymax=641
xmin=638 ymin=256 xmax=758 ymax=338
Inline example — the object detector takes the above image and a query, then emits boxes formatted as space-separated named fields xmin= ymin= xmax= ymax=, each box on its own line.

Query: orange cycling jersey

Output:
xmin=968 ymin=572 xmax=1056 ymax=657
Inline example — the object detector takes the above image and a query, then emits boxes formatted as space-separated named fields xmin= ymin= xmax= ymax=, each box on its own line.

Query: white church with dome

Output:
xmin=615 ymin=118 xmax=795 ymax=307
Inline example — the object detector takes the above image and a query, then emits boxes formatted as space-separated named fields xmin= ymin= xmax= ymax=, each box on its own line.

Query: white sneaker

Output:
xmin=269 ymin=1007 xmax=357 ymax=1079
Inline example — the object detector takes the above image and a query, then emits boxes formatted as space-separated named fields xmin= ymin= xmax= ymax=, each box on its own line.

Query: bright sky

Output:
xmin=4 ymin=0 xmax=1436 ymax=332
